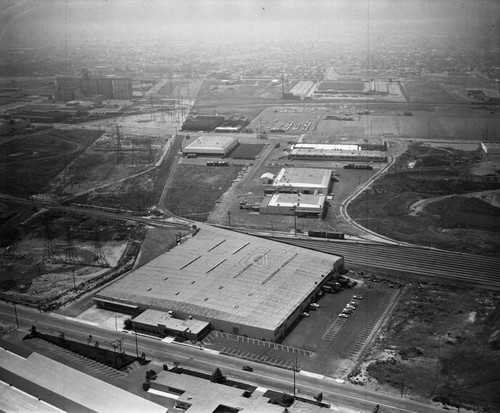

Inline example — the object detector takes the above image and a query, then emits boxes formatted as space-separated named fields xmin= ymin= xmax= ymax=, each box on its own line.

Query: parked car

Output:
xmin=339 ymin=313 xmax=349 ymax=318
xmin=242 ymin=366 xmax=253 ymax=372
xmin=310 ymin=303 xmax=320 ymax=308
xmin=353 ymin=295 xmax=363 ymax=300
xmin=301 ymin=312 xmax=310 ymax=317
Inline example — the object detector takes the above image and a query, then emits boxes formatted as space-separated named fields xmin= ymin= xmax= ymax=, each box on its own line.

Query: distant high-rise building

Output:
xmin=111 ymin=78 xmax=133 ymax=100
xmin=55 ymin=69 xmax=132 ymax=101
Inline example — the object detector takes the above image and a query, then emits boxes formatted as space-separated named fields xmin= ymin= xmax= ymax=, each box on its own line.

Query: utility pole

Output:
xmin=72 ymin=269 xmax=76 ymax=288
xmin=228 ymin=211 xmax=231 ymax=226
xmin=401 ymin=377 xmax=405 ymax=397
xmin=134 ymin=328 xmax=139 ymax=358
xmin=13 ymin=302 xmax=19 ymax=328
xmin=293 ymin=355 xmax=297 ymax=397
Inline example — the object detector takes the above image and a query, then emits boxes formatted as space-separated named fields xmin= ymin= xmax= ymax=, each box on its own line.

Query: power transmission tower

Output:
xmin=43 ymin=213 xmax=58 ymax=262
xmin=150 ymin=95 xmax=156 ymax=122
xmin=147 ymin=141 xmax=154 ymax=164
xmin=93 ymin=230 xmax=109 ymax=268
xmin=115 ymin=124 xmax=124 ymax=163
xmin=64 ymin=225 xmax=78 ymax=264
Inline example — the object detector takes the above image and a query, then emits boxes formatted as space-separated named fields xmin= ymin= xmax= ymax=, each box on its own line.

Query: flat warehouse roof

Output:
xmin=267 ymin=193 xmax=325 ymax=209
xmin=273 ymin=167 xmax=332 ymax=189
xmin=133 ymin=309 xmax=209 ymax=334
xmin=184 ymin=135 xmax=237 ymax=151
xmin=97 ymin=224 xmax=342 ymax=332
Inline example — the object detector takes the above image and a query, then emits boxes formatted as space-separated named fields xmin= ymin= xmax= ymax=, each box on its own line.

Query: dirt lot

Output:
xmin=350 ymin=281 xmax=500 ymax=412
xmin=164 ymin=164 xmax=243 ymax=221
xmin=348 ymin=143 xmax=500 ymax=256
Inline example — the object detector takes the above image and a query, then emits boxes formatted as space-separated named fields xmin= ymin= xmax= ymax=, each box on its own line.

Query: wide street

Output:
xmin=0 ymin=301 xmax=449 ymax=413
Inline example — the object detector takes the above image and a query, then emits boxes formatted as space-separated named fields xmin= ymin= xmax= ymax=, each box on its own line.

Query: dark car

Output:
xmin=242 ymin=366 xmax=253 ymax=372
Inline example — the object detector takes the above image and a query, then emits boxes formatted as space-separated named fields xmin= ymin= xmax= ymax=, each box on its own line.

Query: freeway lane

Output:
xmin=0 ymin=302 xmax=446 ymax=413
xmin=264 ymin=236 xmax=500 ymax=290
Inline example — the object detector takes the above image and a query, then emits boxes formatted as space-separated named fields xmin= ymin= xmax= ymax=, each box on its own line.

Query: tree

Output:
xmin=145 ymin=369 xmax=157 ymax=381
xmin=94 ymin=341 xmax=99 ymax=348
xmin=373 ymin=404 xmax=380 ymax=413
xmin=124 ymin=318 xmax=132 ymax=330
xmin=315 ymin=392 xmax=323 ymax=403
xmin=281 ymin=393 xmax=295 ymax=407
xmin=87 ymin=334 xmax=92 ymax=344
xmin=211 ymin=367 xmax=227 ymax=384
xmin=30 ymin=325 xmax=37 ymax=336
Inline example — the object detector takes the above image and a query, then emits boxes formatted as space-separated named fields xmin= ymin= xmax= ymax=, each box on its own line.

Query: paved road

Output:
xmin=0 ymin=302 xmax=447 ymax=413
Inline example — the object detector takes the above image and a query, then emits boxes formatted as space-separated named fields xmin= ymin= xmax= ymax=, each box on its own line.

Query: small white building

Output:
xmin=260 ymin=172 xmax=275 ymax=184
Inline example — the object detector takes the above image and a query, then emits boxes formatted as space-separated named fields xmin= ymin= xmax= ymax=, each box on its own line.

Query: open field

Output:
xmin=0 ymin=129 xmax=103 ymax=197
xmin=193 ymin=79 xmax=283 ymax=119
xmin=348 ymin=143 xmax=500 ymax=255
xmin=351 ymin=282 xmax=500 ymax=412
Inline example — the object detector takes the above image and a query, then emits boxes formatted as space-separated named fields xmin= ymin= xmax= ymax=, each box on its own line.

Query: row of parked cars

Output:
xmin=339 ymin=295 xmax=362 ymax=318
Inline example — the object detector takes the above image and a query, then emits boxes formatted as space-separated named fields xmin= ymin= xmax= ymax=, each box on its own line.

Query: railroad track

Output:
xmin=264 ymin=237 xmax=500 ymax=290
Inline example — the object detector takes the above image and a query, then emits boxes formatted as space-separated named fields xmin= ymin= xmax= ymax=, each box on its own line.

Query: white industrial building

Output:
xmin=183 ymin=135 xmax=238 ymax=157
xmin=272 ymin=167 xmax=333 ymax=195
xmin=290 ymin=143 xmax=387 ymax=163
xmin=260 ymin=193 xmax=326 ymax=217
xmin=94 ymin=224 xmax=343 ymax=342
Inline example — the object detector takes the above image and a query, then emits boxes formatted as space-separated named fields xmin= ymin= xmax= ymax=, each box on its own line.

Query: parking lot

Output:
xmin=201 ymin=279 xmax=401 ymax=378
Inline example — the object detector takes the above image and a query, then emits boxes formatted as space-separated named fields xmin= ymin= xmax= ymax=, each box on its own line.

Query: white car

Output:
xmin=301 ymin=312 xmax=310 ymax=317
xmin=353 ymin=295 xmax=363 ymax=300
xmin=339 ymin=313 xmax=349 ymax=318
xmin=310 ymin=303 xmax=320 ymax=308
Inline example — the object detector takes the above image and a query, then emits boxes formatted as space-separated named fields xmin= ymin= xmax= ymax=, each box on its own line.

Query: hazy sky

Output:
xmin=1 ymin=0 xmax=499 ymax=48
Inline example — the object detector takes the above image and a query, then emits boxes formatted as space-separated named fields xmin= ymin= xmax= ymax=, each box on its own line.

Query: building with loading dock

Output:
xmin=183 ymin=135 xmax=238 ymax=157
xmin=94 ymin=224 xmax=343 ymax=342
xmin=259 ymin=193 xmax=326 ymax=218
xmin=271 ymin=167 xmax=333 ymax=195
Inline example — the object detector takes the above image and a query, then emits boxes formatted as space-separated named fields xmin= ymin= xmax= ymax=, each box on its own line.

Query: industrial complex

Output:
xmin=95 ymin=224 xmax=344 ymax=341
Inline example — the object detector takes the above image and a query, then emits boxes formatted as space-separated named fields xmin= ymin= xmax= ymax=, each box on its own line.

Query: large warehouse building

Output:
xmin=271 ymin=167 xmax=333 ymax=195
xmin=290 ymin=143 xmax=387 ymax=163
xmin=94 ymin=224 xmax=343 ymax=342
xmin=183 ymin=135 xmax=238 ymax=157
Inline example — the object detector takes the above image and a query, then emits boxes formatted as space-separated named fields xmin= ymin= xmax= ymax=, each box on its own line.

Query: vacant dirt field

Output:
xmin=348 ymin=144 xmax=500 ymax=256
xmin=164 ymin=164 xmax=242 ymax=221
xmin=351 ymin=282 xmax=500 ymax=412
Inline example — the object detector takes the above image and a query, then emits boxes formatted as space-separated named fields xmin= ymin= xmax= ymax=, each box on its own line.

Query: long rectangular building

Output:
xmin=290 ymin=143 xmax=387 ymax=162
xmin=95 ymin=224 xmax=343 ymax=341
